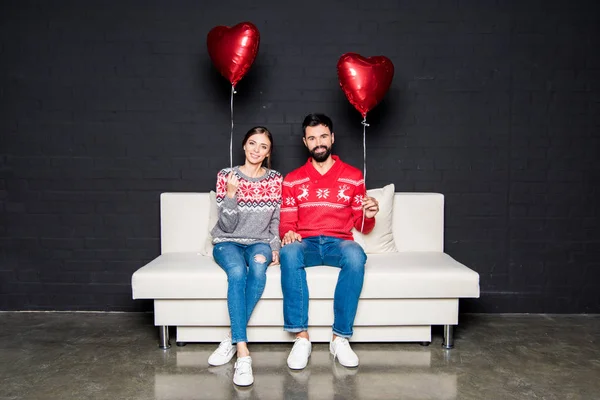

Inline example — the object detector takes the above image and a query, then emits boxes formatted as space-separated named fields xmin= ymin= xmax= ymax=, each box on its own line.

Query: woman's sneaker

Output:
xmin=233 ymin=356 xmax=254 ymax=386
xmin=208 ymin=337 xmax=236 ymax=366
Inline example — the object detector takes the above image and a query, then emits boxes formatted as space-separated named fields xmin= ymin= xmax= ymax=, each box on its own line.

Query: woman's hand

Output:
xmin=226 ymin=172 xmax=239 ymax=198
xmin=270 ymin=251 xmax=279 ymax=266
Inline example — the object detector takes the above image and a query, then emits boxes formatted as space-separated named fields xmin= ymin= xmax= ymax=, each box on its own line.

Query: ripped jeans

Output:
xmin=212 ymin=242 xmax=272 ymax=344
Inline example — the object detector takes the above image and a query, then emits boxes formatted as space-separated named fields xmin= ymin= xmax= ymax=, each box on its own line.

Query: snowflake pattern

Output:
xmin=217 ymin=175 xmax=228 ymax=194
xmin=237 ymin=181 xmax=255 ymax=200
xmin=285 ymin=197 xmax=296 ymax=206
xmin=225 ymin=175 xmax=280 ymax=201
xmin=316 ymin=188 xmax=330 ymax=199
xmin=214 ymin=170 xmax=282 ymax=214
xmin=257 ymin=181 xmax=271 ymax=198
xmin=353 ymin=194 xmax=364 ymax=205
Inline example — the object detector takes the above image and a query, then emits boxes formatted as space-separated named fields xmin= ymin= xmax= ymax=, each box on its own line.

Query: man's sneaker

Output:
xmin=330 ymin=337 xmax=359 ymax=367
xmin=233 ymin=356 xmax=254 ymax=386
xmin=208 ymin=337 xmax=236 ymax=366
xmin=287 ymin=337 xmax=312 ymax=370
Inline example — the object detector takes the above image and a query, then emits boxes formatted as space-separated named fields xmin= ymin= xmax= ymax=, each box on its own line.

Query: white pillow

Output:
xmin=200 ymin=190 xmax=219 ymax=256
xmin=353 ymin=183 xmax=398 ymax=253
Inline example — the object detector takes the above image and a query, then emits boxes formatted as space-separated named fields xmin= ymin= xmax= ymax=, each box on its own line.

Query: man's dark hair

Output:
xmin=302 ymin=113 xmax=333 ymax=136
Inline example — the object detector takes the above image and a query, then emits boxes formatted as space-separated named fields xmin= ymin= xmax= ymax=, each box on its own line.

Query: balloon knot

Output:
xmin=361 ymin=119 xmax=370 ymax=127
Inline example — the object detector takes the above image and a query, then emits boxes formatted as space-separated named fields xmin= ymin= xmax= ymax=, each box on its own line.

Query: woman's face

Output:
xmin=243 ymin=133 xmax=271 ymax=165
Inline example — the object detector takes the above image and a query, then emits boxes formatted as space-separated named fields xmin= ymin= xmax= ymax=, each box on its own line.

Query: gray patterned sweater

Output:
xmin=211 ymin=167 xmax=283 ymax=251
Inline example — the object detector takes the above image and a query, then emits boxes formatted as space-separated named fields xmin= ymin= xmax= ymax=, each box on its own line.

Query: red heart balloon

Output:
xmin=337 ymin=53 xmax=394 ymax=118
xmin=207 ymin=22 xmax=260 ymax=87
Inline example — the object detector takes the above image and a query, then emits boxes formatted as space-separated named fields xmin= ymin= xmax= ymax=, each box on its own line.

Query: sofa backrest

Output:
xmin=160 ymin=193 xmax=210 ymax=254
xmin=159 ymin=192 xmax=444 ymax=254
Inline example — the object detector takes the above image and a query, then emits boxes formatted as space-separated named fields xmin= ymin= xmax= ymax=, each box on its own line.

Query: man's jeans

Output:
xmin=213 ymin=242 xmax=272 ymax=344
xmin=279 ymin=236 xmax=367 ymax=338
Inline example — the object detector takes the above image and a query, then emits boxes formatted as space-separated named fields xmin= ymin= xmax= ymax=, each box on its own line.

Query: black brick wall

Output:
xmin=1 ymin=0 xmax=598 ymax=312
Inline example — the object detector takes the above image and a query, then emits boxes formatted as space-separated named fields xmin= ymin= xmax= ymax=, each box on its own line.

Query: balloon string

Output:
xmin=230 ymin=85 xmax=236 ymax=169
xmin=361 ymin=116 xmax=369 ymax=232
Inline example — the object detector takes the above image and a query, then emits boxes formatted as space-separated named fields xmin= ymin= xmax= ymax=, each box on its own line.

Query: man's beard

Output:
xmin=310 ymin=146 xmax=331 ymax=162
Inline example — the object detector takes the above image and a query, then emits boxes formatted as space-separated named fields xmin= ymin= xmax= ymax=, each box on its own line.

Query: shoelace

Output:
xmin=332 ymin=338 xmax=351 ymax=356
xmin=215 ymin=338 xmax=233 ymax=355
xmin=235 ymin=358 xmax=251 ymax=375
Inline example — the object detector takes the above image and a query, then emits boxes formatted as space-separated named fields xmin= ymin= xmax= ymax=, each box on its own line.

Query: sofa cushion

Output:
xmin=132 ymin=251 xmax=480 ymax=300
xmin=353 ymin=183 xmax=398 ymax=253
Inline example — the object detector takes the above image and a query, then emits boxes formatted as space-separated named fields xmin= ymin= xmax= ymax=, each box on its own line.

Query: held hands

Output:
xmin=226 ymin=171 xmax=239 ymax=198
xmin=362 ymin=196 xmax=379 ymax=219
xmin=282 ymin=230 xmax=302 ymax=246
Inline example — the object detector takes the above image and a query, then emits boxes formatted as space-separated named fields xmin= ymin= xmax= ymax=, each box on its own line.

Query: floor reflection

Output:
xmin=5 ymin=314 xmax=596 ymax=399
xmin=153 ymin=346 xmax=456 ymax=400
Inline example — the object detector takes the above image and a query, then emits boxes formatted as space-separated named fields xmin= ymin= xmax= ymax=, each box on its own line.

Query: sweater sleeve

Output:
xmin=215 ymin=169 xmax=239 ymax=233
xmin=352 ymin=174 xmax=375 ymax=234
xmin=269 ymin=175 xmax=283 ymax=251
xmin=279 ymin=175 xmax=298 ymax=238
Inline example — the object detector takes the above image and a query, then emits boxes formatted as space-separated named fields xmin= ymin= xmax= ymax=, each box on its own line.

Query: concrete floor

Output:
xmin=0 ymin=313 xmax=598 ymax=400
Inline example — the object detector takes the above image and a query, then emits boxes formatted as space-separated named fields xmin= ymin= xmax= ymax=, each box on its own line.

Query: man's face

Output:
xmin=303 ymin=125 xmax=334 ymax=162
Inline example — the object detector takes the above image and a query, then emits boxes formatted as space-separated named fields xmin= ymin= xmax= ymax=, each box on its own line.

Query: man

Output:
xmin=279 ymin=113 xmax=379 ymax=370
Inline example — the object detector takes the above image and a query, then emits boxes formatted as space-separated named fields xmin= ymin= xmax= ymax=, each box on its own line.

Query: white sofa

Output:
xmin=131 ymin=187 xmax=480 ymax=349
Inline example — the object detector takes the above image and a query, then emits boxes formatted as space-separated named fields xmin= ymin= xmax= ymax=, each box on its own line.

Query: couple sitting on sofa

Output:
xmin=208 ymin=113 xmax=381 ymax=387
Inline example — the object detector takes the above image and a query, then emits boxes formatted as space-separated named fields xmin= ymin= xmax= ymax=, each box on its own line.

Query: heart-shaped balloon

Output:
xmin=337 ymin=53 xmax=394 ymax=118
xmin=207 ymin=22 xmax=260 ymax=86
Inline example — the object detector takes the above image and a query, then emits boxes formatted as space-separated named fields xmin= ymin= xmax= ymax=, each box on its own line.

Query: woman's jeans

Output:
xmin=279 ymin=236 xmax=367 ymax=338
xmin=213 ymin=242 xmax=272 ymax=344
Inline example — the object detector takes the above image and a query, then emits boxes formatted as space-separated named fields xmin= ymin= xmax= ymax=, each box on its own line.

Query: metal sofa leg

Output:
xmin=442 ymin=325 xmax=454 ymax=349
xmin=159 ymin=326 xmax=171 ymax=349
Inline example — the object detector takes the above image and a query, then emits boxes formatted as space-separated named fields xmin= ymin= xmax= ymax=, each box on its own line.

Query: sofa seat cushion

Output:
xmin=132 ymin=252 xmax=479 ymax=300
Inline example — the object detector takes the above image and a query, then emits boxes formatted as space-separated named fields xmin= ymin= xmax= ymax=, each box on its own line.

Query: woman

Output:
xmin=208 ymin=126 xmax=282 ymax=387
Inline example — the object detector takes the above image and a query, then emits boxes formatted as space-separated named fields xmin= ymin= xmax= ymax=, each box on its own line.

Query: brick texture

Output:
xmin=1 ymin=0 xmax=598 ymax=312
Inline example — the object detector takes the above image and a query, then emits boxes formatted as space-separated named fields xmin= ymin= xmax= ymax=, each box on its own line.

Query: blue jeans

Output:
xmin=213 ymin=242 xmax=272 ymax=344
xmin=279 ymin=236 xmax=367 ymax=338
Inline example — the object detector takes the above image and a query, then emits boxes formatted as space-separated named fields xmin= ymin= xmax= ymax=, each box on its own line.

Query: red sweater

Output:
xmin=280 ymin=155 xmax=375 ymax=240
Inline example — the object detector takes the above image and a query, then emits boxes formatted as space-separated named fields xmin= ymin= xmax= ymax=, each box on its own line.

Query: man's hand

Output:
xmin=226 ymin=172 xmax=239 ymax=198
xmin=362 ymin=196 xmax=379 ymax=219
xmin=282 ymin=230 xmax=302 ymax=245
xmin=269 ymin=251 xmax=280 ymax=265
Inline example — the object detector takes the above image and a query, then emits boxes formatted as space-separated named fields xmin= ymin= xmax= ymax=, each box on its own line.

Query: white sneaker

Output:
xmin=233 ymin=356 xmax=254 ymax=386
xmin=287 ymin=337 xmax=312 ymax=370
xmin=330 ymin=337 xmax=359 ymax=367
xmin=208 ymin=337 xmax=236 ymax=366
